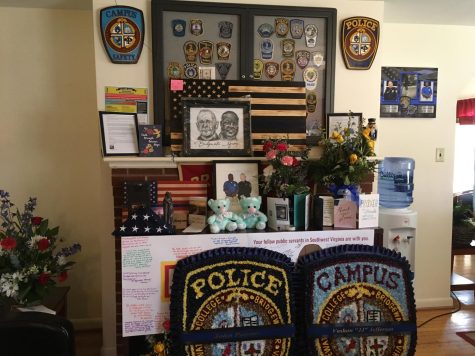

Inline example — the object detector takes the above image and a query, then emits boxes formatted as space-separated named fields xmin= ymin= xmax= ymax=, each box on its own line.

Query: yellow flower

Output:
xmin=331 ymin=130 xmax=340 ymax=139
xmin=349 ymin=153 xmax=358 ymax=164
xmin=154 ymin=342 xmax=166 ymax=355
xmin=336 ymin=135 xmax=344 ymax=143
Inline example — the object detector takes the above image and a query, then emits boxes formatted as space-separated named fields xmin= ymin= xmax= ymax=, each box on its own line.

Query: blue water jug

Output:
xmin=378 ymin=157 xmax=415 ymax=209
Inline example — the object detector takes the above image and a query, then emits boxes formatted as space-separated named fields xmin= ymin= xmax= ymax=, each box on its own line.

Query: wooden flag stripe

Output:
xmin=171 ymin=132 xmax=183 ymax=139
xmin=228 ymin=92 xmax=305 ymax=99
xmin=228 ymin=85 xmax=306 ymax=93
xmin=251 ymin=109 xmax=307 ymax=116
xmin=248 ymin=98 xmax=307 ymax=105
xmin=252 ymin=133 xmax=307 ymax=140
xmin=252 ymin=144 xmax=308 ymax=151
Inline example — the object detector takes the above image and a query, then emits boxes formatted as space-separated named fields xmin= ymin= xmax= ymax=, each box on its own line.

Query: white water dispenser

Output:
xmin=378 ymin=157 xmax=417 ymax=272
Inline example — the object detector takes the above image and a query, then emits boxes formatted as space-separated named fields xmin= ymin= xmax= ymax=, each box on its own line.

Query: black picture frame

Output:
xmin=182 ymin=98 xmax=252 ymax=157
xmin=99 ymin=111 xmax=139 ymax=156
xmin=326 ymin=112 xmax=362 ymax=138
xmin=213 ymin=160 xmax=260 ymax=199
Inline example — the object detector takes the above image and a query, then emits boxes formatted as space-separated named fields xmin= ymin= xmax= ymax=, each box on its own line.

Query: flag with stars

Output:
xmin=113 ymin=206 xmax=175 ymax=237
xmin=169 ymin=79 xmax=307 ymax=155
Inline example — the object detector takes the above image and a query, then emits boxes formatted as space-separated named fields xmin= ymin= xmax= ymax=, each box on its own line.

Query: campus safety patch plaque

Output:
xmin=100 ymin=6 xmax=144 ymax=64
xmin=341 ymin=17 xmax=379 ymax=70
xmin=296 ymin=244 xmax=417 ymax=355
xmin=170 ymin=247 xmax=295 ymax=355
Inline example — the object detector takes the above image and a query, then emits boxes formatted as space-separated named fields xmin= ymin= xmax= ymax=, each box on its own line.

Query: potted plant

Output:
xmin=0 ymin=189 xmax=81 ymax=307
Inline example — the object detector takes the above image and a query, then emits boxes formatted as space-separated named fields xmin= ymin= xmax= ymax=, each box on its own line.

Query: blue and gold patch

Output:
xmin=100 ymin=6 xmax=144 ymax=64
xmin=341 ymin=17 xmax=380 ymax=70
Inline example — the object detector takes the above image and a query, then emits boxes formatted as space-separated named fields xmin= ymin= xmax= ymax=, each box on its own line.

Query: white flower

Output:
xmin=28 ymin=235 xmax=46 ymax=248
xmin=57 ymin=255 xmax=66 ymax=266
xmin=1 ymin=280 xmax=19 ymax=298
xmin=11 ymin=271 xmax=25 ymax=282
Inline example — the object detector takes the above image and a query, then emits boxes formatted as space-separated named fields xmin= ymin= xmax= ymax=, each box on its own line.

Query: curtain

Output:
xmin=456 ymin=98 xmax=475 ymax=125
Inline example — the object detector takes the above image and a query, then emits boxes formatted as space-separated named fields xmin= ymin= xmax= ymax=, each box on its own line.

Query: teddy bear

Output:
xmin=207 ymin=198 xmax=246 ymax=233
xmin=239 ymin=196 xmax=267 ymax=230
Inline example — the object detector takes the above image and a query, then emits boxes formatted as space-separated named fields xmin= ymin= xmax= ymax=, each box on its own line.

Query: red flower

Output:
xmin=1 ymin=236 xmax=17 ymax=250
xmin=31 ymin=216 xmax=43 ymax=225
xmin=292 ymin=157 xmax=300 ymax=166
xmin=276 ymin=143 xmax=288 ymax=152
xmin=37 ymin=238 xmax=50 ymax=251
xmin=58 ymin=271 xmax=68 ymax=282
xmin=38 ymin=273 xmax=50 ymax=285
xmin=162 ymin=319 xmax=171 ymax=332
xmin=262 ymin=140 xmax=274 ymax=152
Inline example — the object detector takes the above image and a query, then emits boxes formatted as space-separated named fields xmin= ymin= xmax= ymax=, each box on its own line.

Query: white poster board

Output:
xmin=121 ymin=229 xmax=375 ymax=336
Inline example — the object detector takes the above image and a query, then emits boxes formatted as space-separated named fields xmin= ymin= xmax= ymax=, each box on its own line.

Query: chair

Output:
xmin=0 ymin=311 xmax=76 ymax=356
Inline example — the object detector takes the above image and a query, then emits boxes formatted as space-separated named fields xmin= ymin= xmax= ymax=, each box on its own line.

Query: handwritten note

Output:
xmin=359 ymin=194 xmax=380 ymax=228
xmin=334 ymin=199 xmax=357 ymax=228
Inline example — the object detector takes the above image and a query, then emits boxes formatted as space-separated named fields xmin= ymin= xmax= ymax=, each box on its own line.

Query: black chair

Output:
xmin=0 ymin=311 xmax=75 ymax=356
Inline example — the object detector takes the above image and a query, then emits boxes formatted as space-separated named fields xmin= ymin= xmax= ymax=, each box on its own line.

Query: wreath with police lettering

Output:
xmin=170 ymin=247 xmax=296 ymax=355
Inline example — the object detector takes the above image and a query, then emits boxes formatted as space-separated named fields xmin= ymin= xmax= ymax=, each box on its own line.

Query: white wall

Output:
xmin=0 ymin=6 xmax=113 ymax=329
xmin=379 ymin=23 xmax=475 ymax=306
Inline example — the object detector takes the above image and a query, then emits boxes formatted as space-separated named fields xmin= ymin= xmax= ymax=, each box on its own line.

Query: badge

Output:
xmin=260 ymin=39 xmax=274 ymax=60
xmin=167 ymin=62 xmax=182 ymax=79
xmin=306 ymin=91 xmax=317 ymax=112
xmin=290 ymin=19 xmax=304 ymax=39
xmin=281 ymin=39 xmax=295 ymax=58
xmin=216 ymin=42 xmax=231 ymax=60
xmin=183 ymin=63 xmax=198 ymax=79
xmin=218 ymin=21 xmax=233 ymax=38
xmin=312 ymin=52 xmax=324 ymax=67
xmin=190 ymin=19 xmax=203 ymax=36
xmin=341 ymin=17 xmax=380 ymax=69
xmin=303 ymin=66 xmax=318 ymax=90
xmin=264 ymin=62 xmax=279 ymax=79
xmin=253 ymin=59 xmax=264 ymax=80
xmin=295 ymin=50 xmax=310 ymax=69
xmin=172 ymin=19 xmax=186 ymax=37
xmin=281 ymin=59 xmax=295 ymax=81
xmin=215 ymin=63 xmax=232 ymax=80
xmin=198 ymin=40 xmax=213 ymax=64
xmin=183 ymin=40 xmax=198 ymax=62
xmin=100 ymin=6 xmax=145 ymax=64
xmin=305 ymin=24 xmax=318 ymax=47
xmin=257 ymin=23 xmax=274 ymax=38
xmin=275 ymin=18 xmax=289 ymax=37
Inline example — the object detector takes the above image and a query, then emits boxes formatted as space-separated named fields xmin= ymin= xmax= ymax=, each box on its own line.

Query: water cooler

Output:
xmin=378 ymin=157 xmax=417 ymax=273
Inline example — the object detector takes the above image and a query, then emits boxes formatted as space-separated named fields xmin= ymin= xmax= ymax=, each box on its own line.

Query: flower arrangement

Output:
xmin=141 ymin=320 xmax=171 ymax=356
xmin=0 ymin=190 xmax=81 ymax=306
xmin=310 ymin=113 xmax=378 ymax=197
xmin=260 ymin=138 xmax=310 ymax=198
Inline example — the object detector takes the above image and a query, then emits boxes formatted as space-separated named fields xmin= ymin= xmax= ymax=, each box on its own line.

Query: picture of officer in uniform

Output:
xmin=223 ymin=173 xmax=238 ymax=197
xmin=237 ymin=173 xmax=252 ymax=197
xmin=383 ymin=80 xmax=398 ymax=101
xmin=420 ymin=80 xmax=433 ymax=101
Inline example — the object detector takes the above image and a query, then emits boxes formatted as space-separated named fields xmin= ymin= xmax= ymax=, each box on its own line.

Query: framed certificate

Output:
xmin=99 ymin=111 xmax=139 ymax=156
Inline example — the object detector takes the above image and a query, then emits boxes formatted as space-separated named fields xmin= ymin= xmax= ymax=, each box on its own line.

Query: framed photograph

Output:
xmin=182 ymin=98 xmax=252 ymax=157
xmin=326 ymin=112 xmax=362 ymax=138
xmin=213 ymin=161 xmax=260 ymax=200
xmin=99 ymin=111 xmax=139 ymax=156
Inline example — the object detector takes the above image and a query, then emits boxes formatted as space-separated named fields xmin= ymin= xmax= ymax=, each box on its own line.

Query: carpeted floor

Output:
xmin=456 ymin=331 xmax=475 ymax=346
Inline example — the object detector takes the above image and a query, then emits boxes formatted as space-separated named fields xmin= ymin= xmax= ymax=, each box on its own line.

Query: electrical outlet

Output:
xmin=435 ymin=147 xmax=445 ymax=162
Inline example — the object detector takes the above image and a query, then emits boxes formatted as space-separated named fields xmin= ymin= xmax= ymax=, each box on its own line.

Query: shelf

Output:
xmin=104 ymin=156 xmax=266 ymax=169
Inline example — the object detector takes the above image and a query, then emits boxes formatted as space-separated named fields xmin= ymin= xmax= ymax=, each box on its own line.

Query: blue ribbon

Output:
xmin=306 ymin=321 xmax=416 ymax=338
xmin=328 ymin=184 xmax=360 ymax=202
xmin=179 ymin=324 xmax=295 ymax=344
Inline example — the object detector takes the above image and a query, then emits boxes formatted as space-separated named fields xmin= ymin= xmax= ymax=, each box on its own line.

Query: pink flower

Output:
xmin=281 ymin=155 xmax=294 ymax=166
xmin=37 ymin=238 xmax=50 ymax=251
xmin=262 ymin=140 xmax=274 ymax=152
xmin=266 ymin=150 xmax=277 ymax=160
xmin=1 ymin=236 xmax=17 ymax=250
xmin=276 ymin=143 xmax=288 ymax=152
xmin=31 ymin=216 xmax=43 ymax=225
xmin=38 ymin=273 xmax=50 ymax=285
